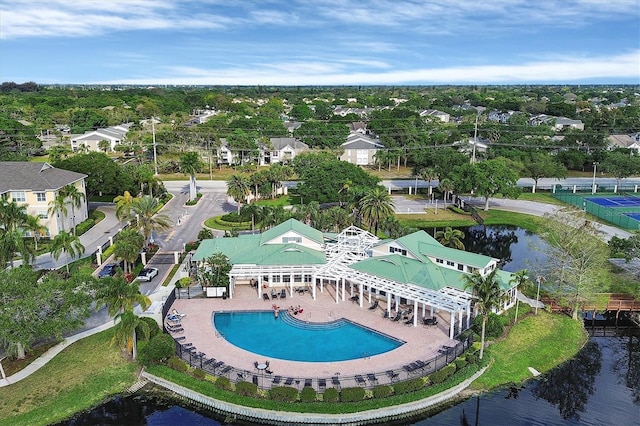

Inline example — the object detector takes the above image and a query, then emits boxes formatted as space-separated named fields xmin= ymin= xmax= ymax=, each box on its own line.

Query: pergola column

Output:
xmin=449 ymin=311 xmax=455 ymax=339
xmin=257 ymin=276 xmax=262 ymax=299
xmin=413 ymin=300 xmax=418 ymax=326
xmin=359 ymin=282 xmax=364 ymax=307
xmin=335 ymin=279 xmax=339 ymax=304
xmin=466 ymin=301 xmax=471 ymax=328
xmin=341 ymin=278 xmax=345 ymax=302
xmin=458 ymin=309 xmax=463 ymax=334
xmin=312 ymin=275 xmax=317 ymax=300
xmin=386 ymin=292 xmax=392 ymax=316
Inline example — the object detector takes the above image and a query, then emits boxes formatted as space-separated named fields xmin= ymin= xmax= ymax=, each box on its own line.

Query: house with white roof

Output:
xmin=419 ymin=109 xmax=450 ymax=123
xmin=259 ymin=137 xmax=309 ymax=165
xmin=340 ymin=133 xmax=385 ymax=166
xmin=71 ymin=123 xmax=132 ymax=152
xmin=607 ymin=134 xmax=640 ymax=154
xmin=192 ymin=218 xmax=517 ymax=339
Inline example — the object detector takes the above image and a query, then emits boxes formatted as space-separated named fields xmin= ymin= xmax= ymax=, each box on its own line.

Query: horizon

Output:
xmin=1 ymin=1 xmax=639 ymax=86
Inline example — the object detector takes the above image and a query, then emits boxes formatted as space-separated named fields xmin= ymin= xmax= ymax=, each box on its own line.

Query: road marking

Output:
xmin=164 ymin=230 xmax=176 ymax=242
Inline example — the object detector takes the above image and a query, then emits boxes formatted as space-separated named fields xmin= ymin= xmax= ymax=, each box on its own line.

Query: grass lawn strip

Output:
xmin=0 ymin=329 xmax=137 ymax=426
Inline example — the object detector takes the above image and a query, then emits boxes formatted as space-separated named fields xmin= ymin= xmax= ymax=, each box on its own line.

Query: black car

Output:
xmin=98 ymin=263 xmax=119 ymax=278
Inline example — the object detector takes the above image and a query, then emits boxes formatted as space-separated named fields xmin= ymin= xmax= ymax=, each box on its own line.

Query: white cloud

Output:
xmin=100 ymin=50 xmax=640 ymax=85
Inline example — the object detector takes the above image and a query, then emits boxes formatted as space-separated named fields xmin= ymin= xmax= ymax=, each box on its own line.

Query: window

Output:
xmin=304 ymin=274 xmax=312 ymax=283
xmin=458 ymin=264 xmax=464 ymax=271
xmin=282 ymin=236 xmax=302 ymax=244
xmin=389 ymin=246 xmax=407 ymax=256
xmin=446 ymin=260 xmax=454 ymax=266
xmin=356 ymin=149 xmax=368 ymax=165
xmin=36 ymin=192 xmax=46 ymax=202
xmin=38 ymin=211 xmax=48 ymax=219
xmin=10 ymin=191 xmax=26 ymax=202
xmin=435 ymin=258 xmax=444 ymax=264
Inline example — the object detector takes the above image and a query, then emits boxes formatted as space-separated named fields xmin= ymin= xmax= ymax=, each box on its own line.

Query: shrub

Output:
xmin=137 ymin=333 xmax=174 ymax=366
xmin=137 ymin=316 xmax=161 ymax=339
xmin=269 ymin=386 xmax=298 ymax=402
xmin=167 ymin=356 xmax=188 ymax=372
xmin=466 ymin=353 xmax=478 ymax=365
xmin=429 ymin=364 xmax=456 ymax=384
xmin=235 ymin=381 xmax=259 ymax=397
xmin=447 ymin=205 xmax=470 ymax=215
xmin=221 ymin=212 xmax=250 ymax=223
xmin=300 ymin=386 xmax=317 ymax=402
xmin=455 ymin=358 xmax=468 ymax=371
xmin=340 ymin=387 xmax=366 ymax=402
xmin=322 ymin=387 xmax=339 ymax=402
xmin=472 ymin=312 xmax=504 ymax=339
xmin=176 ymin=277 xmax=191 ymax=289
xmin=393 ymin=377 xmax=425 ymax=395
xmin=185 ymin=241 xmax=200 ymax=251
xmin=372 ymin=384 xmax=393 ymax=399
xmin=191 ymin=368 xmax=206 ymax=380
xmin=214 ymin=376 xmax=232 ymax=391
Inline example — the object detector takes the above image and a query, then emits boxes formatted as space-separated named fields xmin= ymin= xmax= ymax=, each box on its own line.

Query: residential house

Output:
xmin=607 ymin=134 xmax=640 ymax=154
xmin=340 ymin=133 xmax=385 ymax=166
xmin=529 ymin=115 xmax=584 ymax=131
xmin=333 ymin=106 xmax=374 ymax=118
xmin=260 ymin=137 xmax=309 ymax=165
xmin=192 ymin=219 xmax=517 ymax=338
xmin=71 ymin=123 xmax=132 ymax=152
xmin=419 ymin=109 xmax=450 ymax=123
xmin=283 ymin=120 xmax=302 ymax=134
xmin=0 ymin=162 xmax=88 ymax=238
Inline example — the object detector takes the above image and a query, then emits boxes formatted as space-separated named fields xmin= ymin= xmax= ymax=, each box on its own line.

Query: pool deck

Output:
xmin=169 ymin=285 xmax=458 ymax=387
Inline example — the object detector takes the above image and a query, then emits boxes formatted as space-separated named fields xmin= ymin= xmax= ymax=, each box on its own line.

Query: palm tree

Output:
xmin=510 ymin=269 xmax=532 ymax=323
xmin=60 ymin=184 xmax=86 ymax=235
xmin=50 ymin=231 xmax=85 ymax=274
xmin=113 ymin=310 xmax=150 ymax=359
xmin=0 ymin=228 xmax=35 ymax=268
xmin=227 ymin=174 xmax=251 ymax=214
xmin=113 ymin=191 xmax=135 ymax=223
xmin=463 ymin=269 xmax=506 ymax=360
xmin=25 ymin=214 xmax=48 ymax=251
xmin=95 ymin=277 xmax=151 ymax=317
xmin=435 ymin=227 xmax=465 ymax=250
xmin=438 ymin=178 xmax=455 ymax=207
xmin=0 ymin=198 xmax=28 ymax=231
xmin=48 ymin=191 xmax=68 ymax=234
xmin=113 ymin=228 xmax=144 ymax=274
xmin=197 ymin=228 xmax=214 ymax=240
xmin=295 ymin=201 xmax=320 ymax=227
xmin=180 ymin=151 xmax=202 ymax=202
xmin=419 ymin=167 xmax=438 ymax=199
xmin=130 ymin=195 xmax=171 ymax=249
xmin=359 ymin=186 xmax=395 ymax=235
xmin=240 ymin=203 xmax=262 ymax=231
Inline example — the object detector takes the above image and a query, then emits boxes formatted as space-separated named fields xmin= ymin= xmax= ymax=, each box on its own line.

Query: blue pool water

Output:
xmin=213 ymin=311 xmax=404 ymax=362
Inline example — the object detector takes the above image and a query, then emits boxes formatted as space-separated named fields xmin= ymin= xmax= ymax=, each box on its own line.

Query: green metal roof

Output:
xmin=191 ymin=235 xmax=260 ymax=262
xmin=417 ymin=243 xmax=494 ymax=268
xmin=259 ymin=218 xmax=324 ymax=245
xmin=233 ymin=243 xmax=325 ymax=265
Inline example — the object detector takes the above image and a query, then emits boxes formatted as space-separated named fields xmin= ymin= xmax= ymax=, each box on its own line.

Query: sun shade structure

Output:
xmin=192 ymin=219 xmax=517 ymax=339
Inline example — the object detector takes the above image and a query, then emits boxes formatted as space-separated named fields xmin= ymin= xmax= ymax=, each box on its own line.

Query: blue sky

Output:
xmin=1 ymin=0 xmax=639 ymax=85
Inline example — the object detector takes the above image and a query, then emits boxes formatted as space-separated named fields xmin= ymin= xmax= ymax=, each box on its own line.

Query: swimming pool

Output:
xmin=213 ymin=311 xmax=404 ymax=362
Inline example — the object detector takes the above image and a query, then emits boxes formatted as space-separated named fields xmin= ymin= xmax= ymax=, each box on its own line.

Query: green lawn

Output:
xmin=0 ymin=329 xmax=138 ymax=426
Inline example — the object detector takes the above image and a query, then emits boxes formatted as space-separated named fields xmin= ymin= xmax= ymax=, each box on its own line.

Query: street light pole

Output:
xmin=592 ymin=162 xmax=599 ymax=194
xmin=152 ymin=118 xmax=158 ymax=176
xmin=535 ymin=276 xmax=542 ymax=314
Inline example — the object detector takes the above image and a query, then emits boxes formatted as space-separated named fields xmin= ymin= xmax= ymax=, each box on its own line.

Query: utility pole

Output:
xmin=152 ymin=118 xmax=158 ymax=175
xmin=471 ymin=113 xmax=479 ymax=164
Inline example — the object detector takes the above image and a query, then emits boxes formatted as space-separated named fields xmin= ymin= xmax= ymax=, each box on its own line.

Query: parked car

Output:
xmin=136 ymin=267 xmax=159 ymax=282
xmin=98 ymin=263 xmax=120 ymax=278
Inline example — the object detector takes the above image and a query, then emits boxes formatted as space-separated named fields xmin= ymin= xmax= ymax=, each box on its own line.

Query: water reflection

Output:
xmin=531 ymin=340 xmax=602 ymax=420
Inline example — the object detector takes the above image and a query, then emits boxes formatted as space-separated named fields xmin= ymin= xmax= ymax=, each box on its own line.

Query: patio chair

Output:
xmin=382 ymin=310 xmax=390 ymax=319
xmin=369 ymin=300 xmax=379 ymax=310
xmin=253 ymin=375 xmax=259 ymax=386
xmin=262 ymin=293 xmax=270 ymax=301
xmin=174 ymin=336 xmax=186 ymax=342
xmin=367 ymin=373 xmax=378 ymax=384
xmin=280 ymin=289 xmax=287 ymax=299
xmin=404 ymin=315 xmax=414 ymax=325
xmin=284 ymin=377 xmax=294 ymax=386
xmin=331 ymin=376 xmax=341 ymax=388
xmin=271 ymin=290 xmax=278 ymax=299
xmin=254 ymin=361 xmax=259 ymax=369
xmin=386 ymin=370 xmax=399 ymax=383
xmin=350 ymin=295 xmax=359 ymax=303
xmin=220 ymin=365 xmax=232 ymax=376
xmin=304 ymin=378 xmax=313 ymax=388
xmin=272 ymin=375 xmax=282 ymax=385
xmin=355 ymin=375 xmax=366 ymax=386
xmin=392 ymin=311 xmax=402 ymax=322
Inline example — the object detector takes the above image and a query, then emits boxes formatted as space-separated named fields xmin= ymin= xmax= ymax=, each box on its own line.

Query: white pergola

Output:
xmin=221 ymin=225 xmax=475 ymax=339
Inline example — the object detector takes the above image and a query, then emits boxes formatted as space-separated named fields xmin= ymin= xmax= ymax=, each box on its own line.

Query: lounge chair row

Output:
xmin=262 ymin=289 xmax=287 ymax=300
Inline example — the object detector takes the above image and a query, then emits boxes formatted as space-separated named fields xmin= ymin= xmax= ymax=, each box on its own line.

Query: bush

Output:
xmin=191 ymin=368 xmax=206 ymax=380
xmin=447 ymin=205 xmax=470 ymax=215
xmin=466 ymin=353 xmax=478 ymax=365
xmin=472 ymin=312 xmax=505 ymax=339
xmin=235 ymin=381 xmax=259 ymax=397
xmin=322 ymin=387 xmax=339 ymax=402
xmin=269 ymin=386 xmax=298 ymax=402
xmin=137 ymin=316 xmax=161 ymax=339
xmin=372 ymin=384 xmax=393 ymax=399
xmin=300 ymin=386 xmax=317 ymax=402
xmin=221 ymin=212 xmax=250 ymax=223
xmin=214 ymin=376 xmax=232 ymax=391
xmin=429 ymin=364 xmax=456 ymax=384
xmin=340 ymin=387 xmax=366 ymax=402
xmin=393 ymin=377 xmax=425 ymax=395
xmin=176 ymin=277 xmax=191 ymax=289
xmin=185 ymin=241 xmax=200 ymax=251
xmin=137 ymin=333 xmax=174 ymax=366
xmin=454 ymin=358 xmax=468 ymax=371
xmin=167 ymin=356 xmax=188 ymax=372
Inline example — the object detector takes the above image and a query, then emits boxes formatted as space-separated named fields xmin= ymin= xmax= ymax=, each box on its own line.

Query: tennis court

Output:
xmin=625 ymin=212 xmax=640 ymax=221
xmin=585 ymin=196 xmax=640 ymax=208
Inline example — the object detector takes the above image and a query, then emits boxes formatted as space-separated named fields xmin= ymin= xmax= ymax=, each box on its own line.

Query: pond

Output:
xmin=55 ymin=331 xmax=640 ymax=425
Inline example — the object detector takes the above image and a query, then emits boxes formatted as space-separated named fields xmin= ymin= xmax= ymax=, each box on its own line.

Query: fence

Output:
xmin=551 ymin=190 xmax=640 ymax=230
xmin=171 ymin=333 xmax=473 ymax=393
